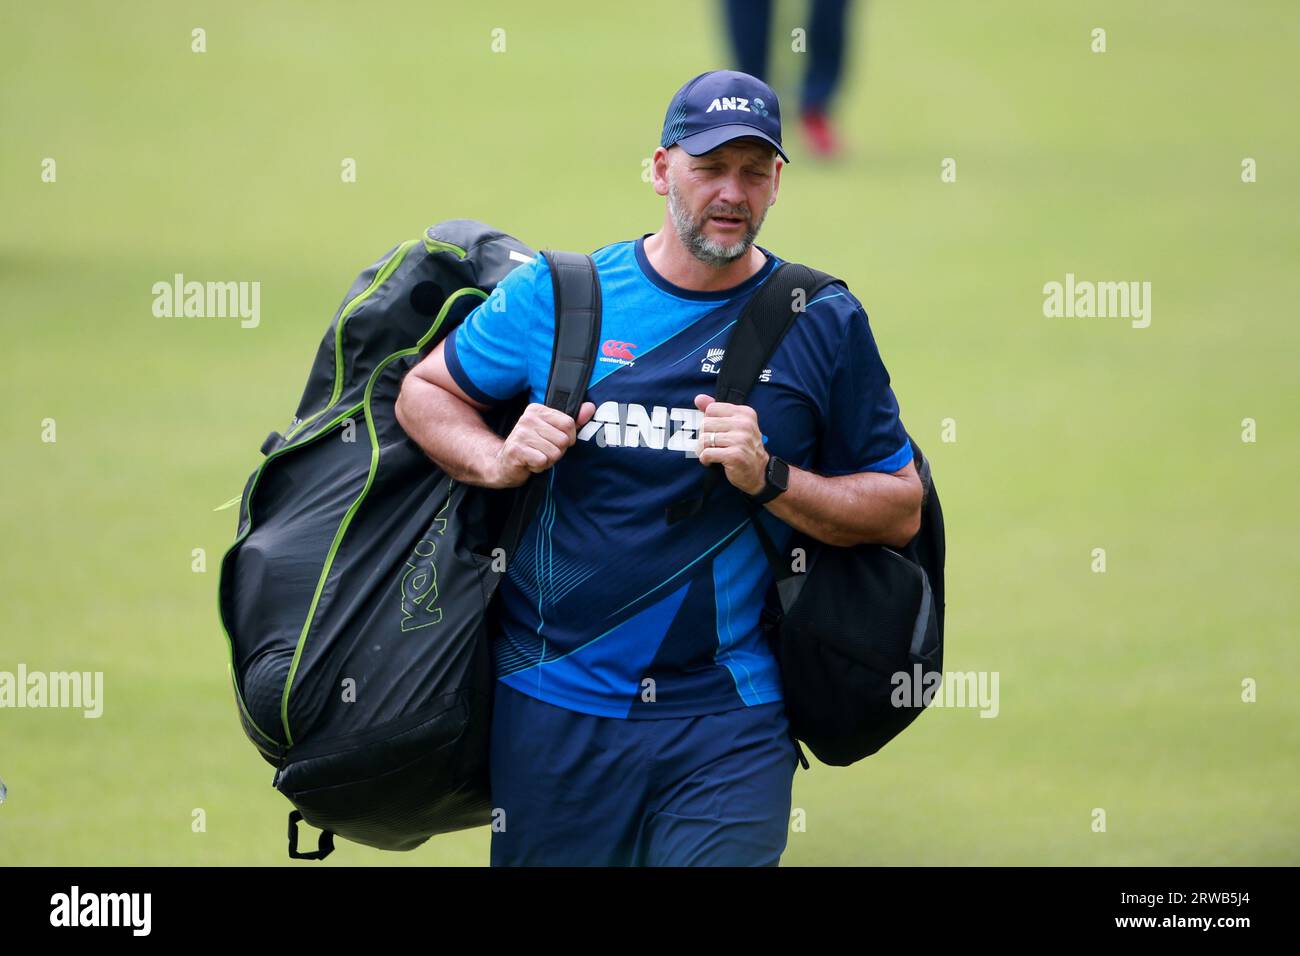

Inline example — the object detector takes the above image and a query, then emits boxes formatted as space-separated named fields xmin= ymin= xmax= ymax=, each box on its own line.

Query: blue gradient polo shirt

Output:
xmin=444 ymin=234 xmax=912 ymax=719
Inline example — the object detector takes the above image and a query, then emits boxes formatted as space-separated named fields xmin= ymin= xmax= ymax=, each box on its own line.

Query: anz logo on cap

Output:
xmin=705 ymin=96 xmax=770 ymax=118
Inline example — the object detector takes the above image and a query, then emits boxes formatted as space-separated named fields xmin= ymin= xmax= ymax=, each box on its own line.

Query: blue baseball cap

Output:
xmin=660 ymin=70 xmax=789 ymax=163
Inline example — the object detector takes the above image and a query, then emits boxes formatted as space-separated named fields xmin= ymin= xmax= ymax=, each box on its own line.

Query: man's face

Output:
xmin=664 ymin=139 xmax=780 ymax=267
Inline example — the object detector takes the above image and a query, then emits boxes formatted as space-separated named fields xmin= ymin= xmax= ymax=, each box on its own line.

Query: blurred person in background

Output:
xmin=721 ymin=0 xmax=855 ymax=158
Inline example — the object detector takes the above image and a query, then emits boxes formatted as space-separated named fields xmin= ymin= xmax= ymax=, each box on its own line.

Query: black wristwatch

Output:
xmin=748 ymin=454 xmax=789 ymax=505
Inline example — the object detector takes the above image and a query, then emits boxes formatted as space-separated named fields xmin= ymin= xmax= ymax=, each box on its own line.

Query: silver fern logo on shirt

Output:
xmin=699 ymin=348 xmax=772 ymax=382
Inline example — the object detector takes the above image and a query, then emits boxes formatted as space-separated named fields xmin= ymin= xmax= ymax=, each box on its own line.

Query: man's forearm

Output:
xmin=763 ymin=464 xmax=922 ymax=549
xmin=395 ymin=375 xmax=504 ymax=487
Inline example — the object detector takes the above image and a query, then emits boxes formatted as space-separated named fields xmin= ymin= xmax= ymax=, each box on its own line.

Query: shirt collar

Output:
xmin=634 ymin=232 xmax=779 ymax=301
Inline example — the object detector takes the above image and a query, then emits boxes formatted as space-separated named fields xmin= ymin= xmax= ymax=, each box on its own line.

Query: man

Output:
xmin=395 ymin=69 xmax=922 ymax=866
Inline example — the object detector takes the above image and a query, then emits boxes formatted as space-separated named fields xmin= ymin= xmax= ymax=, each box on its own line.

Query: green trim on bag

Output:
xmin=283 ymin=238 xmax=421 ymax=442
xmin=278 ymin=285 xmax=488 ymax=746
xmin=216 ymin=398 xmax=367 ymax=748
xmin=422 ymin=235 xmax=468 ymax=258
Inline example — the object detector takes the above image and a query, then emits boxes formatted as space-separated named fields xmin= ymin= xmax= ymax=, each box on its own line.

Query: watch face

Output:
xmin=769 ymin=456 xmax=789 ymax=491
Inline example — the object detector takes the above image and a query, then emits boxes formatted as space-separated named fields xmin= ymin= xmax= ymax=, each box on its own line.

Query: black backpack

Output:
xmin=668 ymin=262 xmax=946 ymax=768
xmin=216 ymin=220 xmax=602 ymax=859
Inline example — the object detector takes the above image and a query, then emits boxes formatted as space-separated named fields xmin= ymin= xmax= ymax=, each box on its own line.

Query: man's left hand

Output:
xmin=693 ymin=393 xmax=768 ymax=496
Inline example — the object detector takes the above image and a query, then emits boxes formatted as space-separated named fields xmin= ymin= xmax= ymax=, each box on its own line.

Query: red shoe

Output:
xmin=800 ymin=108 xmax=841 ymax=158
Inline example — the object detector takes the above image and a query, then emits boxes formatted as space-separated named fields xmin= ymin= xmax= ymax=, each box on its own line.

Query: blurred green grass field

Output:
xmin=2 ymin=0 xmax=1297 ymax=865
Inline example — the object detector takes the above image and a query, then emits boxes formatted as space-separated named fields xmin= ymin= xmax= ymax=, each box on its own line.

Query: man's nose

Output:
xmin=714 ymin=172 xmax=749 ymax=211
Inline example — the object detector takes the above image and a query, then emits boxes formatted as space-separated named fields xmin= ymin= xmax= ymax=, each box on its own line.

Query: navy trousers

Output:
xmin=722 ymin=0 xmax=853 ymax=113
xmin=488 ymin=680 xmax=800 ymax=866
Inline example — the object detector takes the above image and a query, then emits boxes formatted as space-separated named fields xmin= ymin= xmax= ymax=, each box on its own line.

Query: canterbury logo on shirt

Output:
xmin=599 ymin=339 xmax=637 ymax=367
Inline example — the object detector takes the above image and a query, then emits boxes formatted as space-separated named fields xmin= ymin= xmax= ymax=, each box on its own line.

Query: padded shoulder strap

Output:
xmin=539 ymin=250 xmax=602 ymax=417
xmin=714 ymin=262 xmax=841 ymax=405
xmin=665 ymin=261 xmax=843 ymax=525
xmin=496 ymin=250 xmax=601 ymax=558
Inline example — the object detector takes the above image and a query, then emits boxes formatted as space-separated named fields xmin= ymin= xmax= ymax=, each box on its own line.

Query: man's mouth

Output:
xmin=709 ymin=214 xmax=746 ymax=228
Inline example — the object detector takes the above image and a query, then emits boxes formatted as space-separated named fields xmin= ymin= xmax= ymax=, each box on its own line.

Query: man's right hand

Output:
xmin=490 ymin=401 xmax=597 ymax=488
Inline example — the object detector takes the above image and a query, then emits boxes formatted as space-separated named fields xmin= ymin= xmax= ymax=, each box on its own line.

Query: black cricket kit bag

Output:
xmin=217 ymin=220 xmax=601 ymax=858
xmin=667 ymin=262 xmax=946 ymax=768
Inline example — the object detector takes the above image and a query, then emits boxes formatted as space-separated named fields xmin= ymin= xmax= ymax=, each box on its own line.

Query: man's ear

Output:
xmin=651 ymin=146 xmax=672 ymax=197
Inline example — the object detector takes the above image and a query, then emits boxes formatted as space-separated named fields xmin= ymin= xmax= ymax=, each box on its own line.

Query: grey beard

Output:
xmin=666 ymin=175 xmax=765 ymax=268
